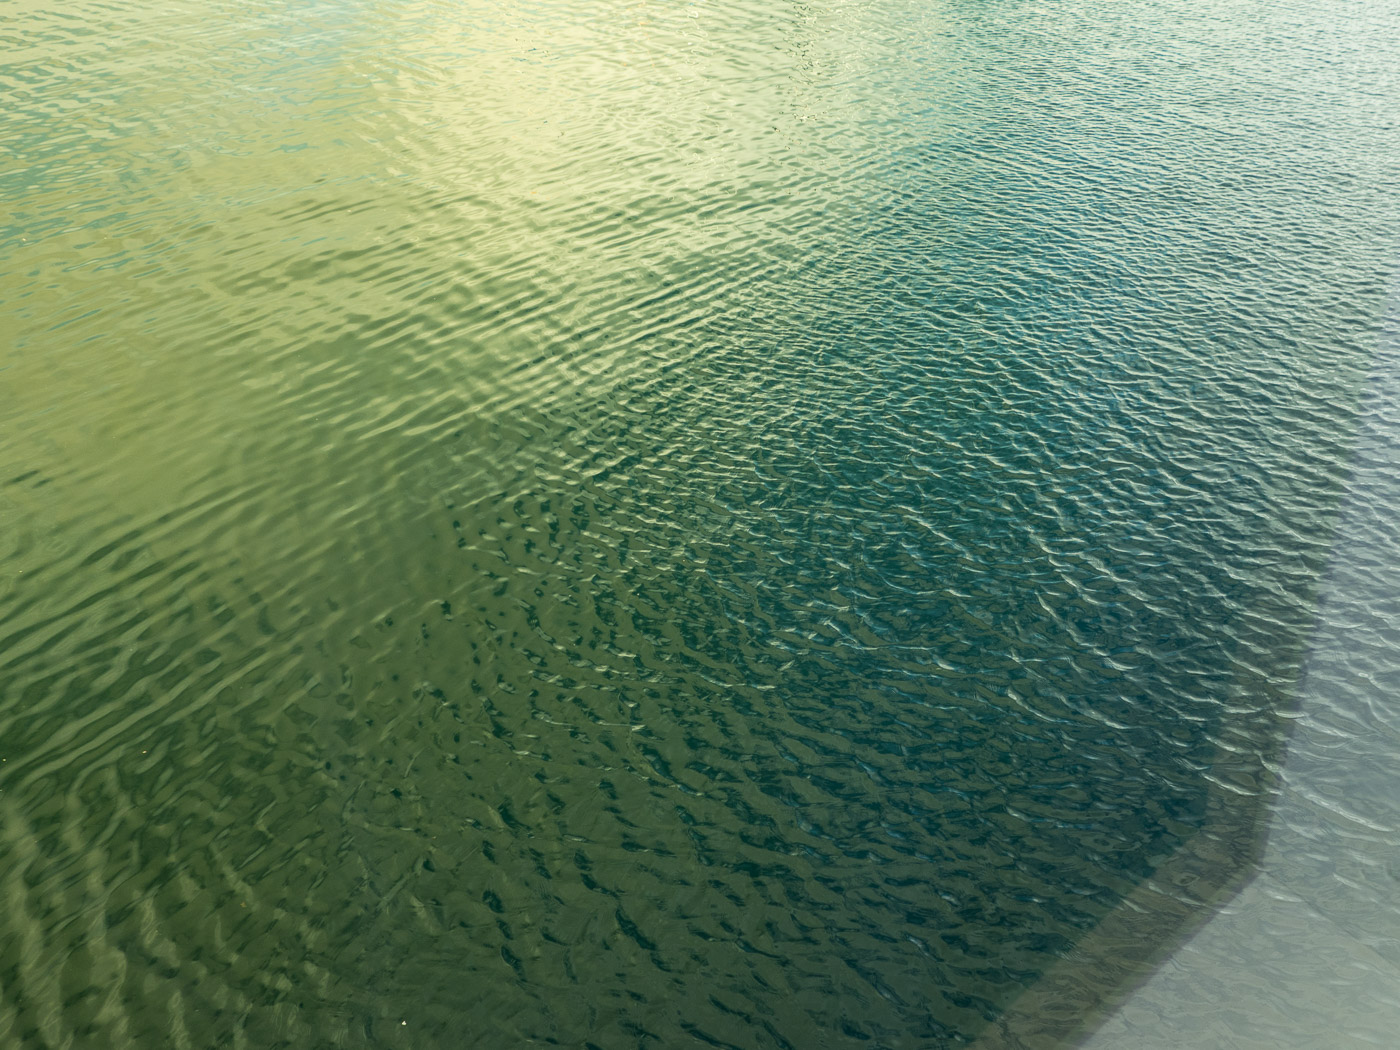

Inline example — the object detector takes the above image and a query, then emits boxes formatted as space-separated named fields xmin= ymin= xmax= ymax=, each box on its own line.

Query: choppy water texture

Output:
xmin=3 ymin=1 xmax=1399 ymax=1047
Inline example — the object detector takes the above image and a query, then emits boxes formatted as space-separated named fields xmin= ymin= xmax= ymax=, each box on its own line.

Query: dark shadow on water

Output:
xmin=971 ymin=751 xmax=1280 ymax=1050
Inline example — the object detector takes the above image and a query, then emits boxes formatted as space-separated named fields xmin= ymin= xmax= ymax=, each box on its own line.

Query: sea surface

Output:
xmin=2 ymin=1 xmax=1398 ymax=1047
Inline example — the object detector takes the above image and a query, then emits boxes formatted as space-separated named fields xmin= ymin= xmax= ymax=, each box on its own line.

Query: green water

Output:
xmin=3 ymin=0 xmax=1398 ymax=1047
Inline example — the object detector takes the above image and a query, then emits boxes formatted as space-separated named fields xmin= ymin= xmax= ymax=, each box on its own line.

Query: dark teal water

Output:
xmin=2 ymin=1 xmax=1398 ymax=1047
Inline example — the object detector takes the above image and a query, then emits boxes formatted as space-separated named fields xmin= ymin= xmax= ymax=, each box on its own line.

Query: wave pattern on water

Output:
xmin=2 ymin=0 xmax=1399 ymax=1047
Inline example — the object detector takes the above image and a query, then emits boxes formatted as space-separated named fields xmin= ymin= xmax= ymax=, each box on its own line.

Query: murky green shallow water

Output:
xmin=3 ymin=1 xmax=1398 ymax=1047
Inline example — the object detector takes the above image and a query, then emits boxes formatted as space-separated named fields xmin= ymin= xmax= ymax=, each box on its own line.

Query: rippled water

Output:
xmin=3 ymin=0 xmax=1398 ymax=1047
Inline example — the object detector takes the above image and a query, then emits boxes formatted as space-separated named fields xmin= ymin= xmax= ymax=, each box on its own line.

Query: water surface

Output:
xmin=3 ymin=0 xmax=1398 ymax=1047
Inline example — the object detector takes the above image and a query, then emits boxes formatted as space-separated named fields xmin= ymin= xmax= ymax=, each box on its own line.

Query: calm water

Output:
xmin=3 ymin=1 xmax=1398 ymax=1047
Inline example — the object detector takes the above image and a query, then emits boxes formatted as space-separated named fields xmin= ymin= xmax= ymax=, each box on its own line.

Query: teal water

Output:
xmin=2 ymin=1 xmax=1398 ymax=1047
